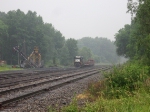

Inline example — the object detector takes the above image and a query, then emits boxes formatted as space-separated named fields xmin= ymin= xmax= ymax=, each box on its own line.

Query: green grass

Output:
xmin=82 ymin=90 xmax=150 ymax=112
xmin=49 ymin=62 xmax=150 ymax=112
xmin=0 ymin=65 xmax=22 ymax=71
xmin=59 ymin=90 xmax=150 ymax=112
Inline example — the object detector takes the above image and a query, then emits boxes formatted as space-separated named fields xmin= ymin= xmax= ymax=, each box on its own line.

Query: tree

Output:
xmin=59 ymin=45 xmax=70 ymax=65
xmin=115 ymin=24 xmax=131 ymax=57
xmin=78 ymin=37 xmax=119 ymax=63
xmin=0 ymin=20 xmax=8 ymax=60
xmin=126 ymin=0 xmax=150 ymax=64
xmin=78 ymin=47 xmax=92 ymax=61
xmin=0 ymin=9 xmax=66 ymax=65
xmin=66 ymin=38 xmax=78 ymax=62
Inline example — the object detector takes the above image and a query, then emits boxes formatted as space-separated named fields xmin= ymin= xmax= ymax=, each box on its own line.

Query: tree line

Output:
xmin=0 ymin=9 xmax=119 ymax=66
xmin=115 ymin=0 xmax=150 ymax=65
xmin=78 ymin=37 xmax=119 ymax=64
xmin=0 ymin=9 xmax=78 ymax=66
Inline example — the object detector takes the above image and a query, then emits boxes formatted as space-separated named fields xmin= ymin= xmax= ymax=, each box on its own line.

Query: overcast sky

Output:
xmin=0 ymin=0 xmax=131 ymax=41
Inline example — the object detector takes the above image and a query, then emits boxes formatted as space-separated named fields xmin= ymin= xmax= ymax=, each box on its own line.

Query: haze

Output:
xmin=0 ymin=0 xmax=131 ymax=41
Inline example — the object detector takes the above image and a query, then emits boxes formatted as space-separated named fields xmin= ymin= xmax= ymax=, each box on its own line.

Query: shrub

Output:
xmin=103 ymin=64 xmax=149 ymax=98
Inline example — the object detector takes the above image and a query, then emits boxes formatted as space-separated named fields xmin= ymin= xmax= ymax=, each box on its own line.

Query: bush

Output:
xmin=103 ymin=63 xmax=149 ymax=98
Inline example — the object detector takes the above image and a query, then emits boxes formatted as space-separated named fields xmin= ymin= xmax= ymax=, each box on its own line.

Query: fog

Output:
xmin=0 ymin=0 xmax=131 ymax=40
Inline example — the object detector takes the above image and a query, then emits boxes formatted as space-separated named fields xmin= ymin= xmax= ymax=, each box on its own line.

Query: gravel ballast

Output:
xmin=2 ymin=72 xmax=104 ymax=112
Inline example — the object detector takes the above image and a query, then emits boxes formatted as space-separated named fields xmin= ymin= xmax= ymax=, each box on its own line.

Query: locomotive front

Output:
xmin=74 ymin=56 xmax=83 ymax=67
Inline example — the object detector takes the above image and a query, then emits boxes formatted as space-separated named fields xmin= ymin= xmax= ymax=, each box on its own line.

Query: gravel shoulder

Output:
xmin=3 ymin=72 xmax=104 ymax=112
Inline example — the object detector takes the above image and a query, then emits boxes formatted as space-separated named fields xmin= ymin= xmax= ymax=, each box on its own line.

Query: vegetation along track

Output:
xmin=0 ymin=65 xmax=112 ymax=109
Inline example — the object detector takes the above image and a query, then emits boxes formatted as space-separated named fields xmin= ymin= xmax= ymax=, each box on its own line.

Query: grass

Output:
xmin=59 ymin=91 xmax=150 ymax=112
xmin=82 ymin=90 xmax=150 ymax=112
xmin=0 ymin=65 xmax=22 ymax=71
xmin=50 ymin=62 xmax=150 ymax=112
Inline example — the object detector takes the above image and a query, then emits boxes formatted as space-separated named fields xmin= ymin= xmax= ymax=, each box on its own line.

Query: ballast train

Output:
xmin=74 ymin=56 xmax=95 ymax=67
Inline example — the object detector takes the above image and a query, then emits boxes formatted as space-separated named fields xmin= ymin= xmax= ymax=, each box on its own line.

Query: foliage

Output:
xmin=60 ymin=1 xmax=150 ymax=111
xmin=87 ymin=80 xmax=105 ymax=97
xmin=115 ymin=24 xmax=131 ymax=57
xmin=135 ymin=0 xmax=150 ymax=64
xmin=0 ymin=9 xmax=78 ymax=66
xmin=59 ymin=45 xmax=70 ymax=66
xmin=61 ymin=98 xmax=78 ymax=112
xmin=61 ymin=62 xmax=150 ymax=112
xmin=78 ymin=37 xmax=119 ymax=64
xmin=104 ymin=63 xmax=149 ymax=98
xmin=92 ymin=54 xmax=100 ymax=63
xmin=82 ymin=91 xmax=150 ymax=112
xmin=0 ymin=19 xmax=8 ymax=60
xmin=78 ymin=47 xmax=92 ymax=62
xmin=116 ymin=0 xmax=150 ymax=65
xmin=48 ymin=106 xmax=57 ymax=112
xmin=65 ymin=38 xmax=78 ymax=64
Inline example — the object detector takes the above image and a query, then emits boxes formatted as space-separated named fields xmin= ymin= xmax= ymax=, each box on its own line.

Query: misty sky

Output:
xmin=0 ymin=0 xmax=131 ymax=41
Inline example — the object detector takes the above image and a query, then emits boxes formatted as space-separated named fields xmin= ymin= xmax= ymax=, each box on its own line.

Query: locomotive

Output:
xmin=74 ymin=56 xmax=95 ymax=67
xmin=74 ymin=56 xmax=84 ymax=67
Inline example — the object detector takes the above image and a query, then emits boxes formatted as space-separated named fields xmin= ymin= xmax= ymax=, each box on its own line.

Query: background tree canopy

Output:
xmin=0 ymin=9 xmax=120 ymax=66
xmin=0 ymin=9 xmax=67 ymax=66
xmin=77 ymin=37 xmax=119 ymax=64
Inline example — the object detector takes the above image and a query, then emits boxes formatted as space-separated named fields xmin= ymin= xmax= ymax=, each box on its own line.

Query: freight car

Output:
xmin=74 ymin=56 xmax=95 ymax=67
xmin=84 ymin=59 xmax=95 ymax=66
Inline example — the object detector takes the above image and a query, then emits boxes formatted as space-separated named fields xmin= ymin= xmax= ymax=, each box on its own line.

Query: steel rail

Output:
xmin=0 ymin=68 xmax=103 ymax=95
xmin=0 ymin=68 xmax=82 ymax=87
xmin=0 ymin=66 xmax=111 ymax=108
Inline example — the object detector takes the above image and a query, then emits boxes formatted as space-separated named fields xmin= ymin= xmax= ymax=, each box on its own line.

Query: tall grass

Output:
xmin=83 ymin=90 xmax=150 ymax=112
xmin=51 ymin=62 xmax=150 ymax=112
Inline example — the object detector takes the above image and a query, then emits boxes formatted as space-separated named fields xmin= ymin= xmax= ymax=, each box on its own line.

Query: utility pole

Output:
xmin=18 ymin=46 xmax=20 ymax=65
xmin=23 ymin=38 xmax=26 ymax=56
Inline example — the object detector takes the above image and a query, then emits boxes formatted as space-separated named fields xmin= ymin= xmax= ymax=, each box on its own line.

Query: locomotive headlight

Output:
xmin=75 ymin=59 xmax=80 ymax=62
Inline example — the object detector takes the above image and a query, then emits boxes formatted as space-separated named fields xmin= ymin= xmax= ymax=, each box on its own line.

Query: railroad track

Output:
xmin=0 ymin=67 xmax=80 ymax=88
xmin=0 ymin=65 xmax=112 ymax=110
xmin=0 ymin=66 xmax=105 ymax=88
xmin=0 ymin=67 xmax=74 ymax=80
